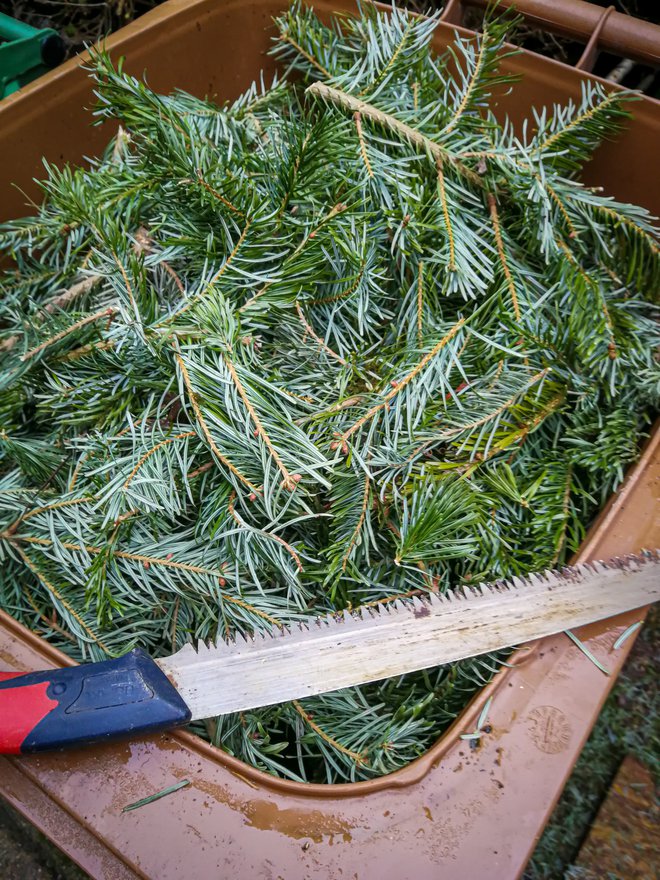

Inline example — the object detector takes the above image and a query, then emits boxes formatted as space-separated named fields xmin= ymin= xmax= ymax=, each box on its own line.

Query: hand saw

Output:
xmin=0 ymin=551 xmax=657 ymax=755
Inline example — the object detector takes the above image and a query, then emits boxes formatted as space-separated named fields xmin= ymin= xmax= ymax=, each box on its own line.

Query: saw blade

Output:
xmin=157 ymin=552 xmax=659 ymax=721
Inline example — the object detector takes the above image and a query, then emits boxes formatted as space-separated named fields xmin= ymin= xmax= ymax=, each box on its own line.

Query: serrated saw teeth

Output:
xmin=191 ymin=552 xmax=659 ymax=659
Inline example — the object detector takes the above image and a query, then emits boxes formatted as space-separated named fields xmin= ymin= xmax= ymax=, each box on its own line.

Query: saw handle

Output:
xmin=0 ymin=649 xmax=191 ymax=754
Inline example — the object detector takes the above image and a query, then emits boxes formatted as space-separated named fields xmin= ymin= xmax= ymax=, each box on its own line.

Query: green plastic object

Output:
xmin=0 ymin=12 xmax=65 ymax=99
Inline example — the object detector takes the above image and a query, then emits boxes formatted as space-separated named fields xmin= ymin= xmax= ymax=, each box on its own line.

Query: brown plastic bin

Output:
xmin=0 ymin=2 xmax=658 ymax=878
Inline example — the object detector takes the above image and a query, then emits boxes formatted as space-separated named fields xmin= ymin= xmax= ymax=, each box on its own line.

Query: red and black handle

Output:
xmin=0 ymin=649 xmax=191 ymax=754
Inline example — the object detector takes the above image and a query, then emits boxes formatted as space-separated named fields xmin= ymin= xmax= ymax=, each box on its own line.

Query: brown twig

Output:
xmin=295 ymin=302 xmax=348 ymax=368
xmin=340 ymin=318 xmax=465 ymax=444
xmin=20 ymin=307 xmax=116 ymax=362
xmin=293 ymin=700 xmax=368 ymax=765
xmin=187 ymin=461 xmax=214 ymax=480
xmin=41 ymin=275 xmax=101 ymax=316
xmin=307 ymin=82 xmax=481 ymax=187
xmin=175 ymin=352 xmax=262 ymax=495
xmin=488 ymin=193 xmax=521 ymax=322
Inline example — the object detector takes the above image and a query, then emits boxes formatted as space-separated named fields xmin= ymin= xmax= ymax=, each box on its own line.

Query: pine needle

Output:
xmin=122 ymin=780 xmax=191 ymax=812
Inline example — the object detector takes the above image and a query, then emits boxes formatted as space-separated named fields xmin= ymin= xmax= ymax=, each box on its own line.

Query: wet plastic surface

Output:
xmin=0 ymin=2 xmax=658 ymax=877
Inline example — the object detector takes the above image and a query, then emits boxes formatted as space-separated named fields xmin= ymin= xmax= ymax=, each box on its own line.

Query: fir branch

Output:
xmin=228 ymin=491 xmax=303 ymax=573
xmin=174 ymin=351 xmax=262 ymax=495
xmin=306 ymin=82 xmax=481 ymax=186
xmin=416 ymin=260 xmax=424 ymax=345
xmin=68 ymin=457 xmax=87 ymax=492
xmin=535 ymin=90 xmax=620 ymax=155
xmin=16 ymin=496 xmax=93 ymax=527
xmin=280 ymin=31 xmax=332 ymax=79
xmin=340 ymin=473 xmax=371 ymax=572
xmin=164 ymin=217 xmax=254 ymax=323
xmin=0 ymin=334 xmax=19 ymax=353
xmin=488 ymin=193 xmax=520 ymax=321
xmin=295 ymin=302 xmax=349 ymax=367
xmin=223 ymin=355 xmax=300 ymax=491
xmin=551 ymin=464 xmax=573 ymax=565
xmin=358 ymin=15 xmax=414 ymax=97
xmin=443 ymin=31 xmax=491 ymax=135
xmin=436 ymin=162 xmax=456 ymax=271
xmin=354 ymin=111 xmax=374 ymax=178
xmin=543 ymin=181 xmax=578 ymax=240
xmin=110 ymin=248 xmax=138 ymax=316
xmin=24 ymin=585 xmax=78 ymax=645
xmin=339 ymin=318 xmax=465 ymax=444
xmin=439 ymin=368 xmax=552 ymax=455
xmin=293 ymin=700 xmax=368 ymax=765
xmin=123 ymin=431 xmax=196 ymax=489
xmin=590 ymin=203 xmax=659 ymax=255
xmin=20 ymin=307 xmax=116 ymax=362
xmin=14 ymin=545 xmax=110 ymax=653
xmin=361 ymin=588 xmax=423 ymax=608
xmin=557 ymin=239 xmax=617 ymax=354
xmin=15 ymin=533 xmax=235 ymax=583
xmin=308 ymin=261 xmax=365 ymax=305
xmin=195 ymin=170 xmax=244 ymax=217
xmin=187 ymin=461 xmax=214 ymax=480
xmin=221 ymin=593 xmax=283 ymax=630
xmin=239 ymin=203 xmax=347 ymax=313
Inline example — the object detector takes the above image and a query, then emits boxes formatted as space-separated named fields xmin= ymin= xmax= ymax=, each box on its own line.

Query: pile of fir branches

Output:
xmin=1 ymin=2 xmax=658 ymax=782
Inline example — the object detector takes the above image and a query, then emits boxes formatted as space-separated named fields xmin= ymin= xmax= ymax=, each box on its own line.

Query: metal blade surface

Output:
xmin=156 ymin=552 xmax=659 ymax=721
